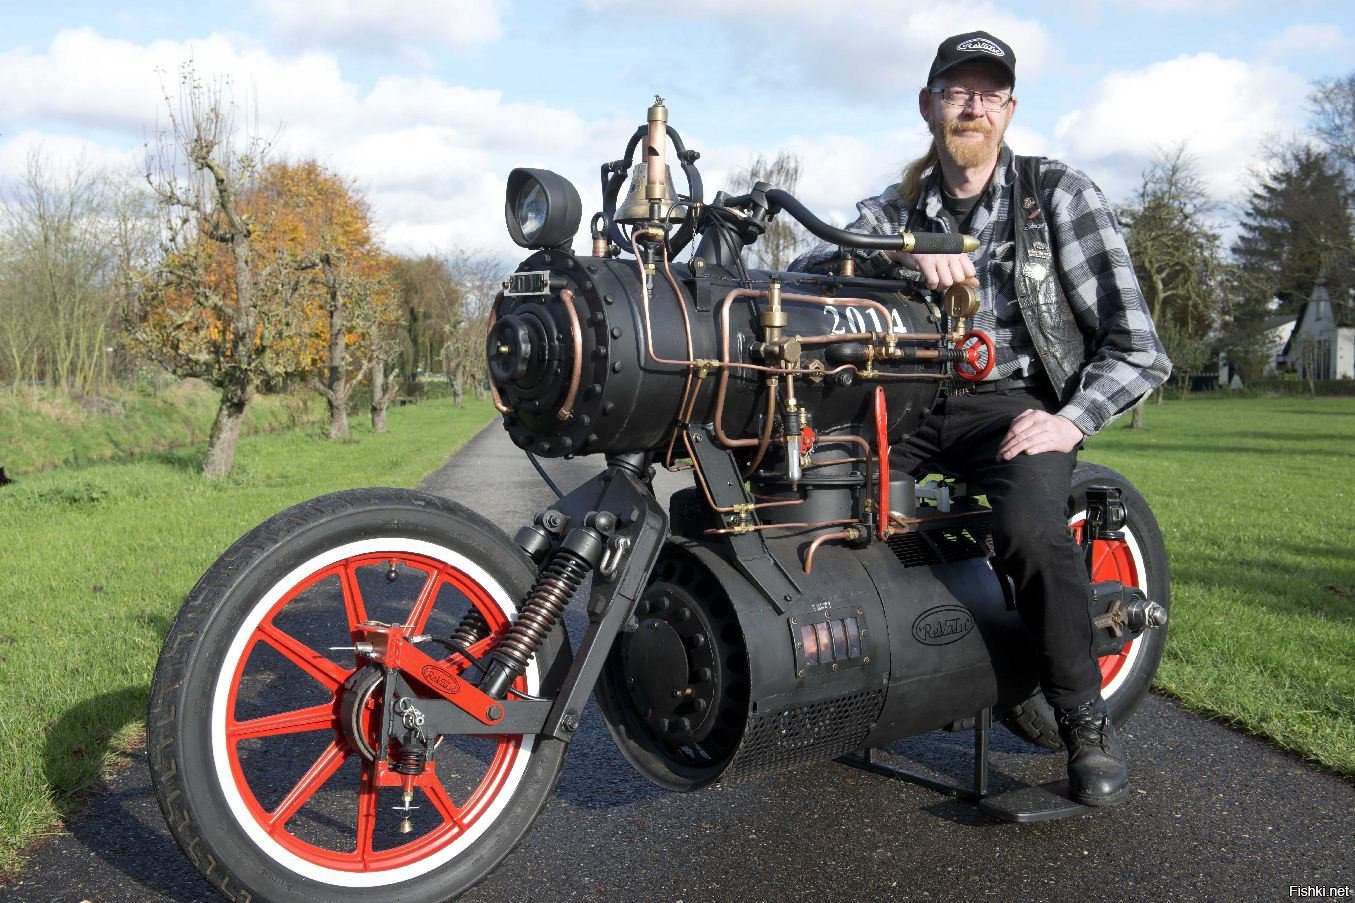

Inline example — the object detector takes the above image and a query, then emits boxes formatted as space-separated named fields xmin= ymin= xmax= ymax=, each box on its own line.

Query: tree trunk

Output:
xmin=452 ymin=370 xmax=464 ymax=409
xmin=1130 ymin=397 xmax=1145 ymax=429
xmin=370 ymin=360 xmax=388 ymax=433
xmin=203 ymin=383 xmax=249 ymax=478
xmin=324 ymin=264 xmax=349 ymax=440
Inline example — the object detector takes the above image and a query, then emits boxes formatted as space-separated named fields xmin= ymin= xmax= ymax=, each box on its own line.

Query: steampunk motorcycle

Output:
xmin=148 ymin=99 xmax=1169 ymax=902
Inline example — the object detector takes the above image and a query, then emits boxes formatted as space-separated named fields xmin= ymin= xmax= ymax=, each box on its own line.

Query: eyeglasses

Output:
xmin=929 ymin=86 xmax=1013 ymax=112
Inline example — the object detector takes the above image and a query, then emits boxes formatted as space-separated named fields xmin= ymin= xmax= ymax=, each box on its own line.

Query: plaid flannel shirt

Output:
xmin=789 ymin=145 xmax=1171 ymax=436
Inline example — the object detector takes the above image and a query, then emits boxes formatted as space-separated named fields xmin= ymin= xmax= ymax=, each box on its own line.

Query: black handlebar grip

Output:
xmin=903 ymin=231 xmax=978 ymax=255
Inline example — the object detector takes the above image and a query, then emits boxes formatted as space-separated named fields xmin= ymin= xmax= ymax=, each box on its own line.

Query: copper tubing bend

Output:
xmin=803 ymin=526 xmax=863 ymax=574
xmin=555 ymin=288 xmax=584 ymax=421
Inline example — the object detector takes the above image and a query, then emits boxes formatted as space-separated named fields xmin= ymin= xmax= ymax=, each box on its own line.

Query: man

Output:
xmin=790 ymin=30 xmax=1170 ymax=806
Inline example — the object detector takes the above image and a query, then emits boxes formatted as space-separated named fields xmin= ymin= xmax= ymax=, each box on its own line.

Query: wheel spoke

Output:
xmin=229 ymin=704 xmax=336 ymax=741
xmin=266 ymin=740 xmax=347 ymax=833
xmin=419 ymin=773 xmax=467 ymax=831
xmin=406 ymin=572 xmax=441 ymax=633
xmin=339 ymin=561 xmax=369 ymax=632
xmin=356 ymin=761 xmax=379 ymax=861
xmin=257 ymin=622 xmax=350 ymax=692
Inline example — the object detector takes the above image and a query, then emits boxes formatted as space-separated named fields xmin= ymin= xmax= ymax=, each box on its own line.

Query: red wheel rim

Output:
xmin=1070 ymin=518 xmax=1144 ymax=694
xmin=213 ymin=542 xmax=532 ymax=882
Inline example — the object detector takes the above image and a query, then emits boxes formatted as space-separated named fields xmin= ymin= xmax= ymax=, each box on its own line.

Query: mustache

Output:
xmin=943 ymin=119 xmax=993 ymax=137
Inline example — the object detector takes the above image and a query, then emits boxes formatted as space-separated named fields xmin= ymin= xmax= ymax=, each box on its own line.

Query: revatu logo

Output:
xmin=957 ymin=38 xmax=1005 ymax=57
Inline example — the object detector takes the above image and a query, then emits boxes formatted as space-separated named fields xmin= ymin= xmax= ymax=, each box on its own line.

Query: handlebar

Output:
xmin=763 ymin=188 xmax=979 ymax=255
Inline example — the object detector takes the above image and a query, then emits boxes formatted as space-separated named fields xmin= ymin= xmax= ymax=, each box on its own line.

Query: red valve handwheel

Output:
xmin=954 ymin=330 xmax=995 ymax=382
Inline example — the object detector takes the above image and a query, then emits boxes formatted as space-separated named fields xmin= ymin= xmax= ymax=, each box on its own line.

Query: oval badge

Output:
xmin=421 ymin=664 xmax=461 ymax=696
xmin=911 ymin=605 xmax=975 ymax=646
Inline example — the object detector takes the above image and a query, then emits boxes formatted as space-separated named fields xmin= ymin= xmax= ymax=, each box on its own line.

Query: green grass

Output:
xmin=0 ymin=393 xmax=1352 ymax=876
xmin=0 ymin=381 xmax=325 ymax=475
xmin=0 ymin=397 xmax=496 ymax=873
xmin=1082 ymin=395 xmax=1355 ymax=775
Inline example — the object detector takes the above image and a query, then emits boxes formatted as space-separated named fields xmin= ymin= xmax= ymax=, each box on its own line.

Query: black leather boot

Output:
xmin=1056 ymin=697 xmax=1129 ymax=806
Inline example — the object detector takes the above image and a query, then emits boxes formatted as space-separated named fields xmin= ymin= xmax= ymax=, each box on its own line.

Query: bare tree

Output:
xmin=0 ymin=152 xmax=152 ymax=393
xmin=1311 ymin=72 xmax=1355 ymax=178
xmin=133 ymin=64 xmax=301 ymax=477
xmin=1118 ymin=145 xmax=1227 ymax=421
xmin=729 ymin=151 xmax=811 ymax=271
xmin=441 ymin=250 xmax=506 ymax=407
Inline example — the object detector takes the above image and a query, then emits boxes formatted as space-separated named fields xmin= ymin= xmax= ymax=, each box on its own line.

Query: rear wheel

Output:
xmin=1001 ymin=462 xmax=1170 ymax=748
xmin=148 ymin=488 xmax=570 ymax=902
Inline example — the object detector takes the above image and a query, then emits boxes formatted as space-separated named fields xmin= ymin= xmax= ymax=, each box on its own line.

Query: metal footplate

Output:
xmin=836 ymin=708 xmax=1091 ymax=823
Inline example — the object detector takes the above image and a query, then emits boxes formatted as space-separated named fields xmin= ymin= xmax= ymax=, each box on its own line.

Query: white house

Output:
xmin=1279 ymin=281 xmax=1355 ymax=380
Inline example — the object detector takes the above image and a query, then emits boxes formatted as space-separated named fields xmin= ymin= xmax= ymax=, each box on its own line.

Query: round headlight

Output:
xmin=505 ymin=168 xmax=582 ymax=250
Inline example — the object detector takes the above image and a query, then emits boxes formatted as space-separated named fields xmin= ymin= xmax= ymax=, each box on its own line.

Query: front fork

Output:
xmin=352 ymin=453 xmax=669 ymax=773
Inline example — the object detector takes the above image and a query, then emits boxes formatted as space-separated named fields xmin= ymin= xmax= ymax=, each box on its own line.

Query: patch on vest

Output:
xmin=1024 ymin=261 xmax=1048 ymax=283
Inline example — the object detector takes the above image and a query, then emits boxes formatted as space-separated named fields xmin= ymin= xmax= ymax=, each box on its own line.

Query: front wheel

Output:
xmin=1001 ymin=462 xmax=1170 ymax=748
xmin=148 ymin=488 xmax=570 ymax=902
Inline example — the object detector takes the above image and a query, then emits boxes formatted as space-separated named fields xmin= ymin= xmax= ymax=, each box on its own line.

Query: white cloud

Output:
xmin=251 ymin=0 xmax=508 ymax=52
xmin=0 ymin=28 xmax=602 ymax=259
xmin=580 ymin=0 xmax=1051 ymax=93
xmin=1052 ymin=53 xmax=1308 ymax=204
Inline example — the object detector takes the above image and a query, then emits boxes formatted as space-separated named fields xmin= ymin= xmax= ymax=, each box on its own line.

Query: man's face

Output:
xmin=919 ymin=61 xmax=1016 ymax=169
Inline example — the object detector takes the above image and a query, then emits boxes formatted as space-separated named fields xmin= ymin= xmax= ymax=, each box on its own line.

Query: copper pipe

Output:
xmin=797 ymin=332 xmax=945 ymax=345
xmin=741 ymin=378 xmax=778 ymax=478
xmin=555 ymin=288 xmax=584 ymax=421
xmin=803 ymin=526 xmax=862 ymax=574
xmin=486 ymin=291 xmax=511 ymax=414
xmin=680 ymin=430 xmax=806 ymax=515
xmin=660 ymin=244 xmax=697 ymax=462
xmin=887 ymin=507 xmax=991 ymax=530
xmin=704 ymin=518 xmax=859 ymax=537
xmin=803 ymin=456 xmax=865 ymax=470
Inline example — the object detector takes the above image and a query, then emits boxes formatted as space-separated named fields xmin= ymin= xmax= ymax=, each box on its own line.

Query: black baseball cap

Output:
xmin=927 ymin=31 xmax=1016 ymax=87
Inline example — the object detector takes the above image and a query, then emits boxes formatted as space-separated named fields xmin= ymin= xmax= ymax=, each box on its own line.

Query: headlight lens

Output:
xmin=515 ymin=181 xmax=549 ymax=243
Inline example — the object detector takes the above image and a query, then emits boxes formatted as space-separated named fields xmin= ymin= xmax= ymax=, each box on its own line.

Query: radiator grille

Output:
xmin=723 ymin=689 xmax=885 ymax=780
xmin=886 ymin=516 xmax=993 ymax=568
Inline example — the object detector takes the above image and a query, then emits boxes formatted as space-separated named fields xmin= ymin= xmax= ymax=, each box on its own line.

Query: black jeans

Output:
xmin=894 ymin=385 xmax=1101 ymax=712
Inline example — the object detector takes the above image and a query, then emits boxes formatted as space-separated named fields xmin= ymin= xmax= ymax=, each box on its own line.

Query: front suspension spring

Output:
xmin=495 ymin=550 xmax=589 ymax=669
xmin=480 ymin=549 xmax=590 ymax=698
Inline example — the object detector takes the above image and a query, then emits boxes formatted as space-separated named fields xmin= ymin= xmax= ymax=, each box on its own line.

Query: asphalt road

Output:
xmin=5 ymin=423 xmax=1352 ymax=903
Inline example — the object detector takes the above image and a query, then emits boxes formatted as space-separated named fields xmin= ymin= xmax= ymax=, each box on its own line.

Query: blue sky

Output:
xmin=1 ymin=0 xmax=1351 ymax=259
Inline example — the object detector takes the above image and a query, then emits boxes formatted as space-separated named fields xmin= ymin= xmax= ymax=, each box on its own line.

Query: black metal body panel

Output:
xmin=494 ymin=253 xmax=941 ymax=458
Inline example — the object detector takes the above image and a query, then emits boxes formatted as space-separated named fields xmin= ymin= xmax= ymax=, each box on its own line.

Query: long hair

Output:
xmin=899 ymin=142 xmax=939 ymax=203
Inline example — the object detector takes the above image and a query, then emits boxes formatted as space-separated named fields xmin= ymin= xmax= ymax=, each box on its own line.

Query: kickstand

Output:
xmin=836 ymin=708 xmax=1091 ymax=823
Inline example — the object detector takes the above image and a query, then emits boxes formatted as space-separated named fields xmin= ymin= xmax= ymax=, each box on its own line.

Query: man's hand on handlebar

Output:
xmin=886 ymin=251 xmax=976 ymax=291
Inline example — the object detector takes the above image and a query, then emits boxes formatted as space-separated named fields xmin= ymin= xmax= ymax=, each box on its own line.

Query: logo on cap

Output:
xmin=956 ymin=38 xmax=1004 ymax=57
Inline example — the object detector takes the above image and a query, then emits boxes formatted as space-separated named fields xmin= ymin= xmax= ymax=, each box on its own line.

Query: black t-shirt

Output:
xmin=941 ymin=188 xmax=981 ymax=233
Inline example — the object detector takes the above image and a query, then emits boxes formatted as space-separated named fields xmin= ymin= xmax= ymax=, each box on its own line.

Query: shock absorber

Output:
xmin=449 ymin=609 xmax=489 ymax=652
xmin=480 ymin=516 xmax=612 ymax=698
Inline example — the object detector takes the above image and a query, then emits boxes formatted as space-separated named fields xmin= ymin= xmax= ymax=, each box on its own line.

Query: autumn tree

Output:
xmin=133 ymin=66 xmax=312 ymax=477
xmin=243 ymin=160 xmax=399 ymax=439
xmin=730 ymin=151 xmax=810 ymax=271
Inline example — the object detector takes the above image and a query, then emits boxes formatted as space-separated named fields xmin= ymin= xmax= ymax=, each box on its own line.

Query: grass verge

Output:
xmin=0 ymin=381 xmax=325 ymax=476
xmin=0 ymin=397 xmax=495 ymax=874
xmin=1083 ymin=395 xmax=1355 ymax=775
